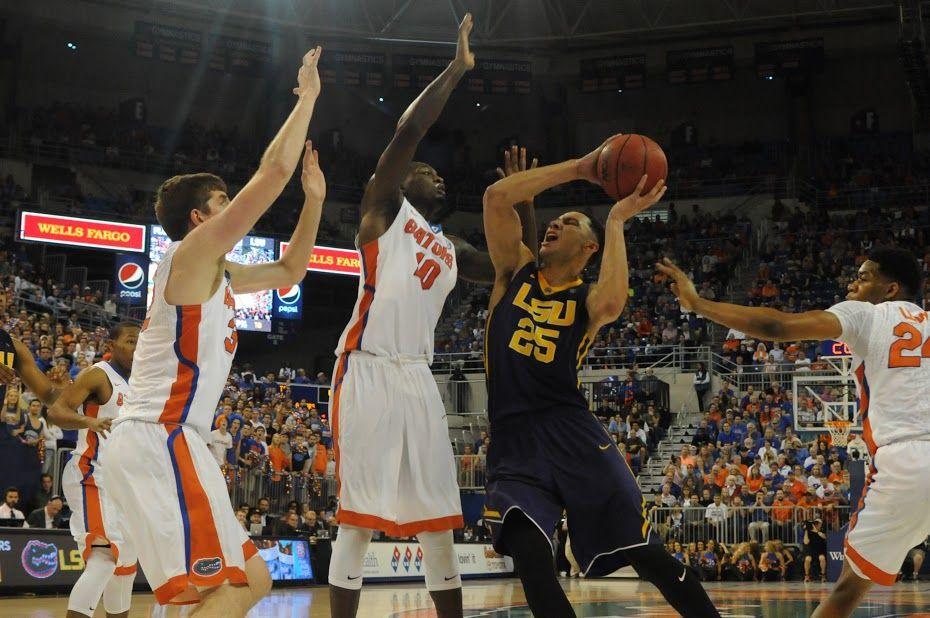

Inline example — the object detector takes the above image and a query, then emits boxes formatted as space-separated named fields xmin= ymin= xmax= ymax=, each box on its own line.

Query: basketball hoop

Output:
xmin=825 ymin=420 xmax=852 ymax=447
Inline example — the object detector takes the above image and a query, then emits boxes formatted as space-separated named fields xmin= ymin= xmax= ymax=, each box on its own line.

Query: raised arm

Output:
xmin=656 ymin=258 xmax=843 ymax=342
xmin=170 ymin=47 xmax=322 ymax=302
xmin=227 ymin=142 xmax=326 ymax=293
xmin=496 ymin=145 xmax=540 ymax=260
xmin=47 ymin=367 xmax=112 ymax=432
xmin=1 ymin=338 xmax=61 ymax=406
xmin=447 ymin=145 xmax=539 ymax=284
xmin=482 ymin=159 xmax=579 ymax=281
xmin=360 ymin=14 xmax=475 ymax=238
xmin=586 ymin=176 xmax=667 ymax=333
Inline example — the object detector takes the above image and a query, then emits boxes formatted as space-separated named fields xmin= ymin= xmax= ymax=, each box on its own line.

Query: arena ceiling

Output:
xmin=128 ymin=0 xmax=909 ymax=50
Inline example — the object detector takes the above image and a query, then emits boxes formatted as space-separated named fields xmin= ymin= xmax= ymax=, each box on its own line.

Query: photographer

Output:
xmin=803 ymin=518 xmax=828 ymax=582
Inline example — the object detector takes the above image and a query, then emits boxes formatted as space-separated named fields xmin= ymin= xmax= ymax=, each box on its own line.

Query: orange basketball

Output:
xmin=596 ymin=134 xmax=668 ymax=201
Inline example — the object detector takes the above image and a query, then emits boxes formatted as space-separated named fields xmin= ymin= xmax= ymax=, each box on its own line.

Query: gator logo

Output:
xmin=192 ymin=557 xmax=223 ymax=577
xmin=22 ymin=540 xmax=59 ymax=578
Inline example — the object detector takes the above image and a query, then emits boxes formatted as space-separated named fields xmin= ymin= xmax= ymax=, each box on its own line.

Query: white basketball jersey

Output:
xmin=120 ymin=243 xmax=237 ymax=438
xmin=826 ymin=300 xmax=930 ymax=454
xmin=74 ymin=361 xmax=130 ymax=466
xmin=336 ymin=199 xmax=457 ymax=361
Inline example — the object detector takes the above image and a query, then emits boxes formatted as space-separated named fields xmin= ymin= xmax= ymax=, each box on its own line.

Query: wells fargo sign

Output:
xmin=19 ymin=212 xmax=147 ymax=253
xmin=279 ymin=242 xmax=360 ymax=276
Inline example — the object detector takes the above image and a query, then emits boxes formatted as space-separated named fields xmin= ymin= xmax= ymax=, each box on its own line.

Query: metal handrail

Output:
xmin=648 ymin=504 xmax=850 ymax=547
xmin=431 ymin=345 xmax=713 ymax=374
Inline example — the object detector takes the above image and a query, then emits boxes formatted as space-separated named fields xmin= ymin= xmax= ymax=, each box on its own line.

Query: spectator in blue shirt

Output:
xmin=731 ymin=417 xmax=749 ymax=443
xmin=717 ymin=422 xmax=737 ymax=448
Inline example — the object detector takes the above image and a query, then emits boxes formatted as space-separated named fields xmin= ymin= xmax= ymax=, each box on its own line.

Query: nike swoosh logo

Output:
xmin=347 ymin=575 xmax=360 ymax=580
xmin=599 ymin=444 xmax=612 ymax=450
xmin=444 ymin=575 xmax=458 ymax=581
xmin=678 ymin=569 xmax=687 ymax=582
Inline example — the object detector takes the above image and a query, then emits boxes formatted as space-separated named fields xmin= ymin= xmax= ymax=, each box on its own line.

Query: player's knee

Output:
xmin=101 ymin=572 xmax=134 ymax=616
xmin=329 ymin=525 xmax=373 ymax=590
xmin=418 ymin=530 xmax=460 ymax=590
xmin=246 ymin=554 xmax=272 ymax=602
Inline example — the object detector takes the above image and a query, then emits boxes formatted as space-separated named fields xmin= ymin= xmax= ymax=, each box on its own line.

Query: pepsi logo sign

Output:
xmin=277 ymin=285 xmax=301 ymax=305
xmin=118 ymin=263 xmax=145 ymax=289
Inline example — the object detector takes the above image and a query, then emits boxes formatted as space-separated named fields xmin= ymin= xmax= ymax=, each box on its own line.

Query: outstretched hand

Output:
xmin=655 ymin=257 xmax=700 ymax=312
xmin=495 ymin=145 xmax=538 ymax=179
xmin=293 ymin=46 xmax=322 ymax=99
xmin=609 ymin=175 xmax=667 ymax=222
xmin=454 ymin=13 xmax=476 ymax=71
xmin=301 ymin=141 xmax=326 ymax=206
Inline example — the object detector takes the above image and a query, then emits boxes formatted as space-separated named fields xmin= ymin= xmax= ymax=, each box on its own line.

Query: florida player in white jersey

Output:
xmin=657 ymin=246 xmax=929 ymax=617
xmin=49 ymin=322 xmax=139 ymax=618
xmin=328 ymin=15 xmax=536 ymax=618
xmin=102 ymin=47 xmax=326 ymax=616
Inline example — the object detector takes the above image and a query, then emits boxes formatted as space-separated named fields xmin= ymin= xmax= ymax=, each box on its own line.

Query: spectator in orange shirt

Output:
xmin=761 ymin=280 xmax=779 ymax=298
xmin=771 ymin=490 xmax=794 ymax=524
xmin=268 ymin=433 xmax=292 ymax=481
xmin=746 ymin=465 xmax=765 ymax=494
xmin=306 ymin=431 xmax=328 ymax=475
xmin=827 ymin=462 xmax=847 ymax=488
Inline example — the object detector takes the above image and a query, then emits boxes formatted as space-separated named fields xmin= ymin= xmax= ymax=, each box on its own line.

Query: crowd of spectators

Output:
xmin=435 ymin=204 xmax=752 ymax=364
xmin=646 ymin=354 xmax=874 ymax=582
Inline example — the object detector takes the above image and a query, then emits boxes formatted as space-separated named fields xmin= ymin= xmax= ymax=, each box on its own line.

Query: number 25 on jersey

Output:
xmin=888 ymin=322 xmax=930 ymax=368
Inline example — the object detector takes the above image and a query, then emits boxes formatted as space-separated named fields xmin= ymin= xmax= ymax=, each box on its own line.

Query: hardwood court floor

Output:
xmin=3 ymin=578 xmax=930 ymax=617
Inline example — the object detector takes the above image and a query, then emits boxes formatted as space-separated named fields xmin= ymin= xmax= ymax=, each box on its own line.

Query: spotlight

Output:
xmin=378 ymin=96 xmax=384 ymax=102
xmin=66 ymin=42 xmax=77 ymax=51
xmin=617 ymin=89 xmax=623 ymax=94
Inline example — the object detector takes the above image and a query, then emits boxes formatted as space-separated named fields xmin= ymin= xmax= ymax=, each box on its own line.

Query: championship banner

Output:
xmin=392 ymin=54 xmax=449 ymax=89
xmin=362 ymin=542 xmax=514 ymax=582
xmin=319 ymin=50 xmax=386 ymax=87
xmin=114 ymin=254 xmax=148 ymax=306
xmin=580 ymin=55 xmax=646 ymax=92
xmin=468 ymin=58 xmax=532 ymax=95
xmin=273 ymin=282 xmax=303 ymax=320
xmin=133 ymin=21 xmax=202 ymax=64
xmin=19 ymin=212 xmax=147 ymax=253
xmin=208 ymin=34 xmax=272 ymax=75
xmin=755 ymin=38 xmax=825 ymax=79
xmin=280 ymin=242 xmax=361 ymax=276
xmin=667 ymin=46 xmax=734 ymax=84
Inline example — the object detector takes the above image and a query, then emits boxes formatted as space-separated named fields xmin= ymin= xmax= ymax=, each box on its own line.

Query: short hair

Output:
xmin=109 ymin=321 xmax=140 ymax=341
xmin=868 ymin=246 xmax=923 ymax=300
xmin=155 ymin=173 xmax=227 ymax=241
xmin=581 ymin=210 xmax=604 ymax=254
xmin=4 ymin=486 xmax=17 ymax=496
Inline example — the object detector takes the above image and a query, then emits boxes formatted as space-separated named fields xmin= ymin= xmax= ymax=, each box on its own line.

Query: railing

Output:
xmin=455 ymin=455 xmax=487 ymax=490
xmin=711 ymin=354 xmax=842 ymax=394
xmin=432 ymin=345 xmax=713 ymax=375
xmin=221 ymin=454 xmax=487 ymax=512
xmin=224 ymin=465 xmax=338 ymax=514
xmin=648 ymin=505 xmax=850 ymax=547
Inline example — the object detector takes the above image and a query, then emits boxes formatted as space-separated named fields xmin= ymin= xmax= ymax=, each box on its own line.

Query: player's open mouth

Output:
xmin=542 ymin=232 xmax=559 ymax=245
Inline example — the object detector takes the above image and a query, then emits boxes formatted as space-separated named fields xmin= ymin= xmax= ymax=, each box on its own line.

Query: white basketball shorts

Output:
xmin=331 ymin=352 xmax=463 ymax=535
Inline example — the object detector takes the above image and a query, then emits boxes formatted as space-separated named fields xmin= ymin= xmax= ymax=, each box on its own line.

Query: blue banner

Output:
xmin=114 ymin=253 xmax=148 ymax=305
xmin=273 ymin=283 xmax=303 ymax=320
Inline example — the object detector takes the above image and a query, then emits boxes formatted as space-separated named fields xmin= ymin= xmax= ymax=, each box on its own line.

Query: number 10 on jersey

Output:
xmin=413 ymin=252 xmax=441 ymax=290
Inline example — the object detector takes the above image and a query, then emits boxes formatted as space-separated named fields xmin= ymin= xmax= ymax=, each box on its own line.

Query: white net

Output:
xmin=825 ymin=420 xmax=852 ymax=447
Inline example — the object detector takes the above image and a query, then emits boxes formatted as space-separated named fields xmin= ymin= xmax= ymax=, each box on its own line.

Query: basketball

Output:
xmin=596 ymin=134 xmax=668 ymax=201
